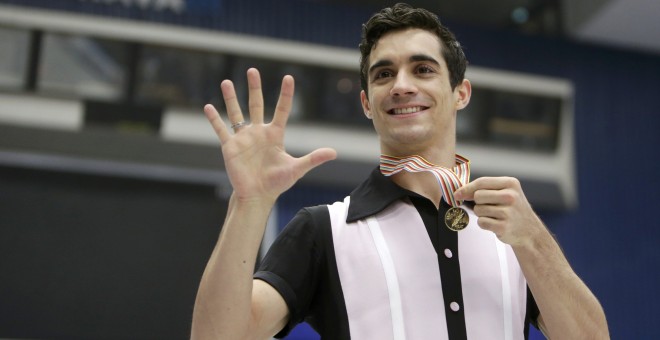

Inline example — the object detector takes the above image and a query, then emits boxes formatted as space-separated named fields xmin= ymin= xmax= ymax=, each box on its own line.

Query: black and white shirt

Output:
xmin=255 ymin=168 xmax=539 ymax=339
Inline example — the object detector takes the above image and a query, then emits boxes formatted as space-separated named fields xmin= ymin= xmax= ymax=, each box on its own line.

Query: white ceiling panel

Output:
xmin=572 ymin=0 xmax=660 ymax=54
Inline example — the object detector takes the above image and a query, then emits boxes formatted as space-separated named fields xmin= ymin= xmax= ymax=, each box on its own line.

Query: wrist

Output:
xmin=511 ymin=221 xmax=555 ymax=256
xmin=231 ymin=192 xmax=278 ymax=210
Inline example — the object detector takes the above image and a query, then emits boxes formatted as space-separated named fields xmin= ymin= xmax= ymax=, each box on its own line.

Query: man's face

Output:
xmin=360 ymin=28 xmax=470 ymax=157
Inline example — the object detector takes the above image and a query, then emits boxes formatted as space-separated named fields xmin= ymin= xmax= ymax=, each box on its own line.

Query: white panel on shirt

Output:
xmin=328 ymin=197 xmax=527 ymax=340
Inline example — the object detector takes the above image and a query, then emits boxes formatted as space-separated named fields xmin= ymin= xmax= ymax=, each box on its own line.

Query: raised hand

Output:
xmin=204 ymin=68 xmax=337 ymax=203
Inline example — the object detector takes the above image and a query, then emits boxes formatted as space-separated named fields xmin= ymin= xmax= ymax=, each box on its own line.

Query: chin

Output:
xmin=400 ymin=127 xmax=434 ymax=141
xmin=385 ymin=133 xmax=432 ymax=150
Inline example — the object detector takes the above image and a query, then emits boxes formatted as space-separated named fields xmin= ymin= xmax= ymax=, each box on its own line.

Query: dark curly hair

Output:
xmin=359 ymin=3 xmax=468 ymax=95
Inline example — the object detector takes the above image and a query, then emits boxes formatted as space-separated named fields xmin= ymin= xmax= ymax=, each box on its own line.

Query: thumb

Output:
xmin=454 ymin=183 xmax=475 ymax=201
xmin=295 ymin=148 xmax=337 ymax=175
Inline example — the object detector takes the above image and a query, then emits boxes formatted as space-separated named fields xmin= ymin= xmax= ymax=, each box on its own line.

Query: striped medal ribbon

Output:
xmin=380 ymin=154 xmax=471 ymax=231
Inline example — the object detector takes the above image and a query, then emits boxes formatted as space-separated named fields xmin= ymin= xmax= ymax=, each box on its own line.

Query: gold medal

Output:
xmin=444 ymin=207 xmax=469 ymax=231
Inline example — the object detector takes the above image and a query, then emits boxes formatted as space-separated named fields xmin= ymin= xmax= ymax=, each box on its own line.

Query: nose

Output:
xmin=390 ymin=72 xmax=417 ymax=96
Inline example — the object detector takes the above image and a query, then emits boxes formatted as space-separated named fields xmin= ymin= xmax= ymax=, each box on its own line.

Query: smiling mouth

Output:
xmin=388 ymin=106 xmax=428 ymax=115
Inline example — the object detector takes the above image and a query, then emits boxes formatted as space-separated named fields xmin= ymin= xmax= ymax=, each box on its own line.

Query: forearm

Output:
xmin=192 ymin=68 xmax=336 ymax=339
xmin=513 ymin=225 xmax=609 ymax=339
xmin=191 ymin=193 xmax=276 ymax=339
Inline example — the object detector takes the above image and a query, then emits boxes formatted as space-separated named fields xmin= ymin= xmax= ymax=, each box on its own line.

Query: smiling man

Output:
xmin=191 ymin=3 xmax=609 ymax=340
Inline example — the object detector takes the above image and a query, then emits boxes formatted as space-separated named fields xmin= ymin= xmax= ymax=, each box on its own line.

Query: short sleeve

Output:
xmin=526 ymin=286 xmax=541 ymax=331
xmin=254 ymin=206 xmax=327 ymax=338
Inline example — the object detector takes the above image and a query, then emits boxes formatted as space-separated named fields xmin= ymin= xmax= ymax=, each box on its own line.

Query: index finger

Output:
xmin=271 ymin=75 xmax=294 ymax=128
xmin=454 ymin=177 xmax=520 ymax=201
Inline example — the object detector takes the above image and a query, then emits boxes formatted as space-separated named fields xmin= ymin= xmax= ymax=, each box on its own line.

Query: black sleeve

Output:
xmin=253 ymin=206 xmax=327 ymax=338
xmin=525 ymin=285 xmax=541 ymax=335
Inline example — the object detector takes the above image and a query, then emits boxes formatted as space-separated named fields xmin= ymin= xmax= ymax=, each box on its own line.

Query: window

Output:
xmin=0 ymin=26 xmax=30 ymax=90
xmin=136 ymin=45 xmax=227 ymax=108
xmin=38 ymin=33 xmax=128 ymax=100
xmin=317 ymin=69 xmax=366 ymax=127
xmin=459 ymin=87 xmax=561 ymax=152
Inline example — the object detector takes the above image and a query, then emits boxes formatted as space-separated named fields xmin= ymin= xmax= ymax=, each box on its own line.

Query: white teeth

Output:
xmin=392 ymin=106 xmax=423 ymax=115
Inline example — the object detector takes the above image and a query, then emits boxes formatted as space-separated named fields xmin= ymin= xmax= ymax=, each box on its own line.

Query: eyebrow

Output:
xmin=368 ymin=59 xmax=393 ymax=75
xmin=368 ymin=54 xmax=441 ymax=75
xmin=409 ymin=54 xmax=441 ymax=66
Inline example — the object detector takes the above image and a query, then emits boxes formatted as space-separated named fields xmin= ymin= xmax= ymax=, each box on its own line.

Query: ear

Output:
xmin=360 ymin=90 xmax=372 ymax=119
xmin=454 ymin=79 xmax=472 ymax=110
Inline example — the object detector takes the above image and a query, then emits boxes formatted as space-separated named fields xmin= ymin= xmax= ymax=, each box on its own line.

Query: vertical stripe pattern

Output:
xmin=497 ymin=240 xmax=514 ymax=340
xmin=366 ymin=216 xmax=406 ymax=340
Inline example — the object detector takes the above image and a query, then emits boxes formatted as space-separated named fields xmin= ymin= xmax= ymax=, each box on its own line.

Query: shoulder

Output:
xmin=302 ymin=204 xmax=331 ymax=221
xmin=290 ymin=197 xmax=350 ymax=231
xmin=273 ymin=204 xmax=337 ymax=253
xmin=285 ymin=204 xmax=332 ymax=234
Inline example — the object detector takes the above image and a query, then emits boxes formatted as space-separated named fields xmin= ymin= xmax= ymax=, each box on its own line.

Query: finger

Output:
xmin=220 ymin=79 xmax=245 ymax=127
xmin=247 ymin=68 xmax=264 ymax=125
xmin=455 ymin=177 xmax=520 ymax=201
xmin=473 ymin=189 xmax=518 ymax=206
xmin=293 ymin=147 xmax=337 ymax=179
xmin=476 ymin=216 xmax=504 ymax=237
xmin=204 ymin=104 xmax=230 ymax=144
xmin=473 ymin=203 xmax=508 ymax=220
xmin=271 ymin=75 xmax=294 ymax=128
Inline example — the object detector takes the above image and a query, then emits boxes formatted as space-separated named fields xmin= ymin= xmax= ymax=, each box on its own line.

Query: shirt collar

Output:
xmin=347 ymin=167 xmax=420 ymax=222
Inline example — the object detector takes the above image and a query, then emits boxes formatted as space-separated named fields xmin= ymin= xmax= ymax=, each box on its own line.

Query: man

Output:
xmin=191 ymin=3 xmax=608 ymax=339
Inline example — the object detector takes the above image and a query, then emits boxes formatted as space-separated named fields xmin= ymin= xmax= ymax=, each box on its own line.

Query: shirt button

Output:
xmin=450 ymin=302 xmax=460 ymax=312
xmin=444 ymin=248 xmax=453 ymax=258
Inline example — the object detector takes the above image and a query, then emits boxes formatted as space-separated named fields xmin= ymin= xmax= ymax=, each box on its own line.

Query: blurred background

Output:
xmin=0 ymin=0 xmax=658 ymax=339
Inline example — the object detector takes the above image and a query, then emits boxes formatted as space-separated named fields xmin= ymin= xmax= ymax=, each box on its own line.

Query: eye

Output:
xmin=416 ymin=65 xmax=435 ymax=74
xmin=374 ymin=69 xmax=394 ymax=80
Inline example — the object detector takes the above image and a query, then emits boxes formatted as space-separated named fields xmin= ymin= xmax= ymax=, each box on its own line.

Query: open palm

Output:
xmin=205 ymin=68 xmax=336 ymax=202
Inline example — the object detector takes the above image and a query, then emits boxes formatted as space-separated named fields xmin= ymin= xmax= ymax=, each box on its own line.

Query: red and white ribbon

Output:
xmin=380 ymin=154 xmax=470 ymax=207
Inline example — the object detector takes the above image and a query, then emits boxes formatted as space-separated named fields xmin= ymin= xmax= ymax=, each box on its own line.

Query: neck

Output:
xmin=392 ymin=171 xmax=443 ymax=208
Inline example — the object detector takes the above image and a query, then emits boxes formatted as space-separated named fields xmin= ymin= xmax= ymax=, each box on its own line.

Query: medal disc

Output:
xmin=444 ymin=207 xmax=469 ymax=231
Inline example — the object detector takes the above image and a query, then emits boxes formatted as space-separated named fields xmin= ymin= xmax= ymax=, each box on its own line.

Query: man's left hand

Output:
xmin=454 ymin=177 xmax=545 ymax=247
